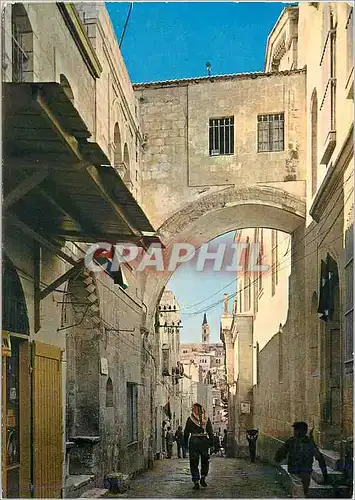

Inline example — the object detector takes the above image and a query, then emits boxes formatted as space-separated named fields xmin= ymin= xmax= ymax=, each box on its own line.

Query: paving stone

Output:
xmin=108 ymin=457 xmax=288 ymax=498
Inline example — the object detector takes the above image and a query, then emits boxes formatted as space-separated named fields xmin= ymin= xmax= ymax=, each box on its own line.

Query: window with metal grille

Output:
xmin=209 ymin=117 xmax=234 ymax=156
xmin=127 ymin=383 xmax=138 ymax=443
xmin=257 ymin=113 xmax=284 ymax=152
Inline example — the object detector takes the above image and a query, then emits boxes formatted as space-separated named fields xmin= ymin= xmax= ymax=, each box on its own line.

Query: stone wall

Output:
xmin=135 ymin=70 xmax=306 ymax=229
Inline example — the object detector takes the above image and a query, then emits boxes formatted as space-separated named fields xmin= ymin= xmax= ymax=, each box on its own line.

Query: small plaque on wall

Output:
xmin=241 ymin=402 xmax=251 ymax=414
xmin=100 ymin=358 xmax=108 ymax=375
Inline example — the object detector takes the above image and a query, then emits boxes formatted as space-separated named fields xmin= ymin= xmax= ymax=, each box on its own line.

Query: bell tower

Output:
xmin=202 ymin=313 xmax=210 ymax=344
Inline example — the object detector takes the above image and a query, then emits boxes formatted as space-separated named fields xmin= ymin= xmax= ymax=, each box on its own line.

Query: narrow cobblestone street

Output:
xmin=118 ymin=456 xmax=289 ymax=498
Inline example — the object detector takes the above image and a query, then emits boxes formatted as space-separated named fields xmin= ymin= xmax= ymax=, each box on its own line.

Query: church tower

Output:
xmin=202 ymin=313 xmax=210 ymax=344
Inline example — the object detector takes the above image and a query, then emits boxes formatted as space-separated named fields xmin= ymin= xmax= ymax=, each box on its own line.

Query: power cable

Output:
xmin=178 ymin=172 xmax=353 ymax=312
xmin=181 ymin=225 xmax=349 ymax=317
xmin=178 ymin=182 xmax=354 ymax=315
xmin=119 ymin=2 xmax=133 ymax=49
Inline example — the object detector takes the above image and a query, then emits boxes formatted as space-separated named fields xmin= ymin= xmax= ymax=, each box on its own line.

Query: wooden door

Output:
xmin=2 ymin=355 xmax=7 ymax=497
xmin=33 ymin=342 xmax=62 ymax=498
xmin=2 ymin=337 xmax=30 ymax=498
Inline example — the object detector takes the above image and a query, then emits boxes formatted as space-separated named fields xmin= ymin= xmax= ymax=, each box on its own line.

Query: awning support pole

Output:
xmin=39 ymin=260 xmax=85 ymax=301
xmin=7 ymin=213 xmax=77 ymax=266
xmin=34 ymin=243 xmax=41 ymax=333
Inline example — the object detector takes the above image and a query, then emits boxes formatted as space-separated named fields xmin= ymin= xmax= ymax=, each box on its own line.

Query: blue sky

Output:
xmin=106 ymin=2 xmax=286 ymax=83
xmin=107 ymin=1 xmax=286 ymax=342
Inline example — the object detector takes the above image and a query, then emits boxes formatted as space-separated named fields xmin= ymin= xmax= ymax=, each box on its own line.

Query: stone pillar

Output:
xmin=234 ymin=315 xmax=254 ymax=457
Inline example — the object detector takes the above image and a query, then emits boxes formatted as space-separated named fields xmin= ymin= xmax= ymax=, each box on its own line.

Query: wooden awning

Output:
xmin=3 ymin=82 xmax=158 ymax=245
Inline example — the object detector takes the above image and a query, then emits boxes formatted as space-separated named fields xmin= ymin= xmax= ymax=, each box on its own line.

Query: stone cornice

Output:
xmin=133 ymin=69 xmax=306 ymax=90
xmin=310 ymin=124 xmax=354 ymax=223
xmin=57 ymin=3 xmax=102 ymax=79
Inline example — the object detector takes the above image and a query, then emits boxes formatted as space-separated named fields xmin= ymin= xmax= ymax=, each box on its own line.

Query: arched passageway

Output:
xmin=141 ymin=184 xmax=306 ymax=328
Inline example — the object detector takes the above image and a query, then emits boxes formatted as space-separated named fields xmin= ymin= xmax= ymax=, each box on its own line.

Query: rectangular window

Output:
xmin=127 ymin=383 xmax=138 ymax=443
xmin=209 ymin=117 xmax=234 ymax=156
xmin=257 ymin=113 xmax=284 ymax=152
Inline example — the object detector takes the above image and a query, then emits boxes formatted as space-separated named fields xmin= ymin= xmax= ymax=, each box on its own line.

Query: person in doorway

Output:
xmin=274 ymin=421 xmax=328 ymax=498
xmin=165 ymin=426 xmax=174 ymax=459
xmin=246 ymin=429 xmax=259 ymax=463
xmin=222 ymin=429 xmax=228 ymax=456
xmin=175 ymin=425 xmax=186 ymax=458
xmin=184 ymin=403 xmax=214 ymax=490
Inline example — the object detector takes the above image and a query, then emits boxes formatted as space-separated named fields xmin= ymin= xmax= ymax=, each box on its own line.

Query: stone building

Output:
xmin=155 ymin=289 xmax=184 ymax=458
xmin=1 ymin=1 xmax=353 ymax=498
xmin=220 ymin=228 xmax=291 ymax=456
xmin=180 ymin=315 xmax=227 ymax=430
xmin=219 ymin=1 xmax=353 ymax=485
xmin=2 ymin=3 xmax=159 ymax=497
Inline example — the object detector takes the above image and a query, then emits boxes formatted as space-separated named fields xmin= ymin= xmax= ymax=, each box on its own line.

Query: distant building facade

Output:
xmin=221 ymin=2 xmax=353 ymax=477
xmin=180 ymin=315 xmax=227 ymax=431
xmin=155 ymin=290 xmax=184 ymax=457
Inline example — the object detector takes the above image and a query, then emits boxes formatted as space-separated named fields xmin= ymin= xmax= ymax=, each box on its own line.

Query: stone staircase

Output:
xmin=277 ymin=449 xmax=352 ymax=498
xmin=65 ymin=474 xmax=96 ymax=499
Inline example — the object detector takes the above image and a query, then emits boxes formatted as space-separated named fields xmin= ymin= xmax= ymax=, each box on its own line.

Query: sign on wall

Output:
xmin=100 ymin=358 xmax=108 ymax=375
xmin=240 ymin=402 xmax=251 ymax=414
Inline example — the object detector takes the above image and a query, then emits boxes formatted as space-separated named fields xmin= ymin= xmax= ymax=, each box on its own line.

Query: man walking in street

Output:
xmin=184 ymin=403 xmax=214 ymax=490
xmin=165 ymin=426 xmax=174 ymax=459
xmin=175 ymin=425 xmax=186 ymax=458
xmin=222 ymin=429 xmax=228 ymax=456
xmin=246 ymin=428 xmax=259 ymax=463
xmin=274 ymin=421 xmax=328 ymax=498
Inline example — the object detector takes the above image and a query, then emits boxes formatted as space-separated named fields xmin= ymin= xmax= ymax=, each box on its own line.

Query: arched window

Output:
xmin=123 ymin=143 xmax=130 ymax=170
xmin=60 ymin=74 xmax=74 ymax=104
xmin=113 ymin=123 xmax=122 ymax=167
xmin=12 ymin=4 xmax=33 ymax=82
xmin=106 ymin=378 xmax=114 ymax=407
xmin=311 ymin=90 xmax=318 ymax=196
xmin=2 ymin=254 xmax=29 ymax=334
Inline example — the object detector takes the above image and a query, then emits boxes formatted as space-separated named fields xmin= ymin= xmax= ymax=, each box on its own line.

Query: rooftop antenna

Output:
xmin=206 ymin=61 xmax=211 ymax=76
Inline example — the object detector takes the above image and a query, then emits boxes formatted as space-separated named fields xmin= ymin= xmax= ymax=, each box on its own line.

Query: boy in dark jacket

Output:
xmin=184 ymin=403 xmax=213 ymax=490
xmin=274 ymin=421 xmax=328 ymax=497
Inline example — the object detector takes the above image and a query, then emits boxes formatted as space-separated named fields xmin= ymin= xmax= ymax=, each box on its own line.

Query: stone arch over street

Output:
xmin=142 ymin=184 xmax=306 ymax=329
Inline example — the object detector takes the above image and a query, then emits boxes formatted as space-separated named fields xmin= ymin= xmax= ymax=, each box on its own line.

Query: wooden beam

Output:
xmin=36 ymin=183 xmax=99 ymax=240
xmin=4 ymin=159 xmax=87 ymax=172
xmin=6 ymin=213 xmax=77 ymax=266
xmin=35 ymin=89 xmax=83 ymax=162
xmin=53 ymin=231 xmax=142 ymax=244
xmin=86 ymin=164 xmax=141 ymax=237
xmin=3 ymin=169 xmax=49 ymax=211
xmin=39 ymin=260 xmax=85 ymax=300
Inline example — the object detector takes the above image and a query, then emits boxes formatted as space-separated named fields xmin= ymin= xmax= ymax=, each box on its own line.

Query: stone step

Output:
xmin=65 ymin=475 xmax=95 ymax=499
xmin=311 ymin=463 xmax=343 ymax=484
xmin=80 ymin=488 xmax=108 ymax=498
xmin=320 ymin=449 xmax=341 ymax=471
xmin=308 ymin=479 xmax=336 ymax=498
xmin=278 ymin=465 xmax=334 ymax=498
